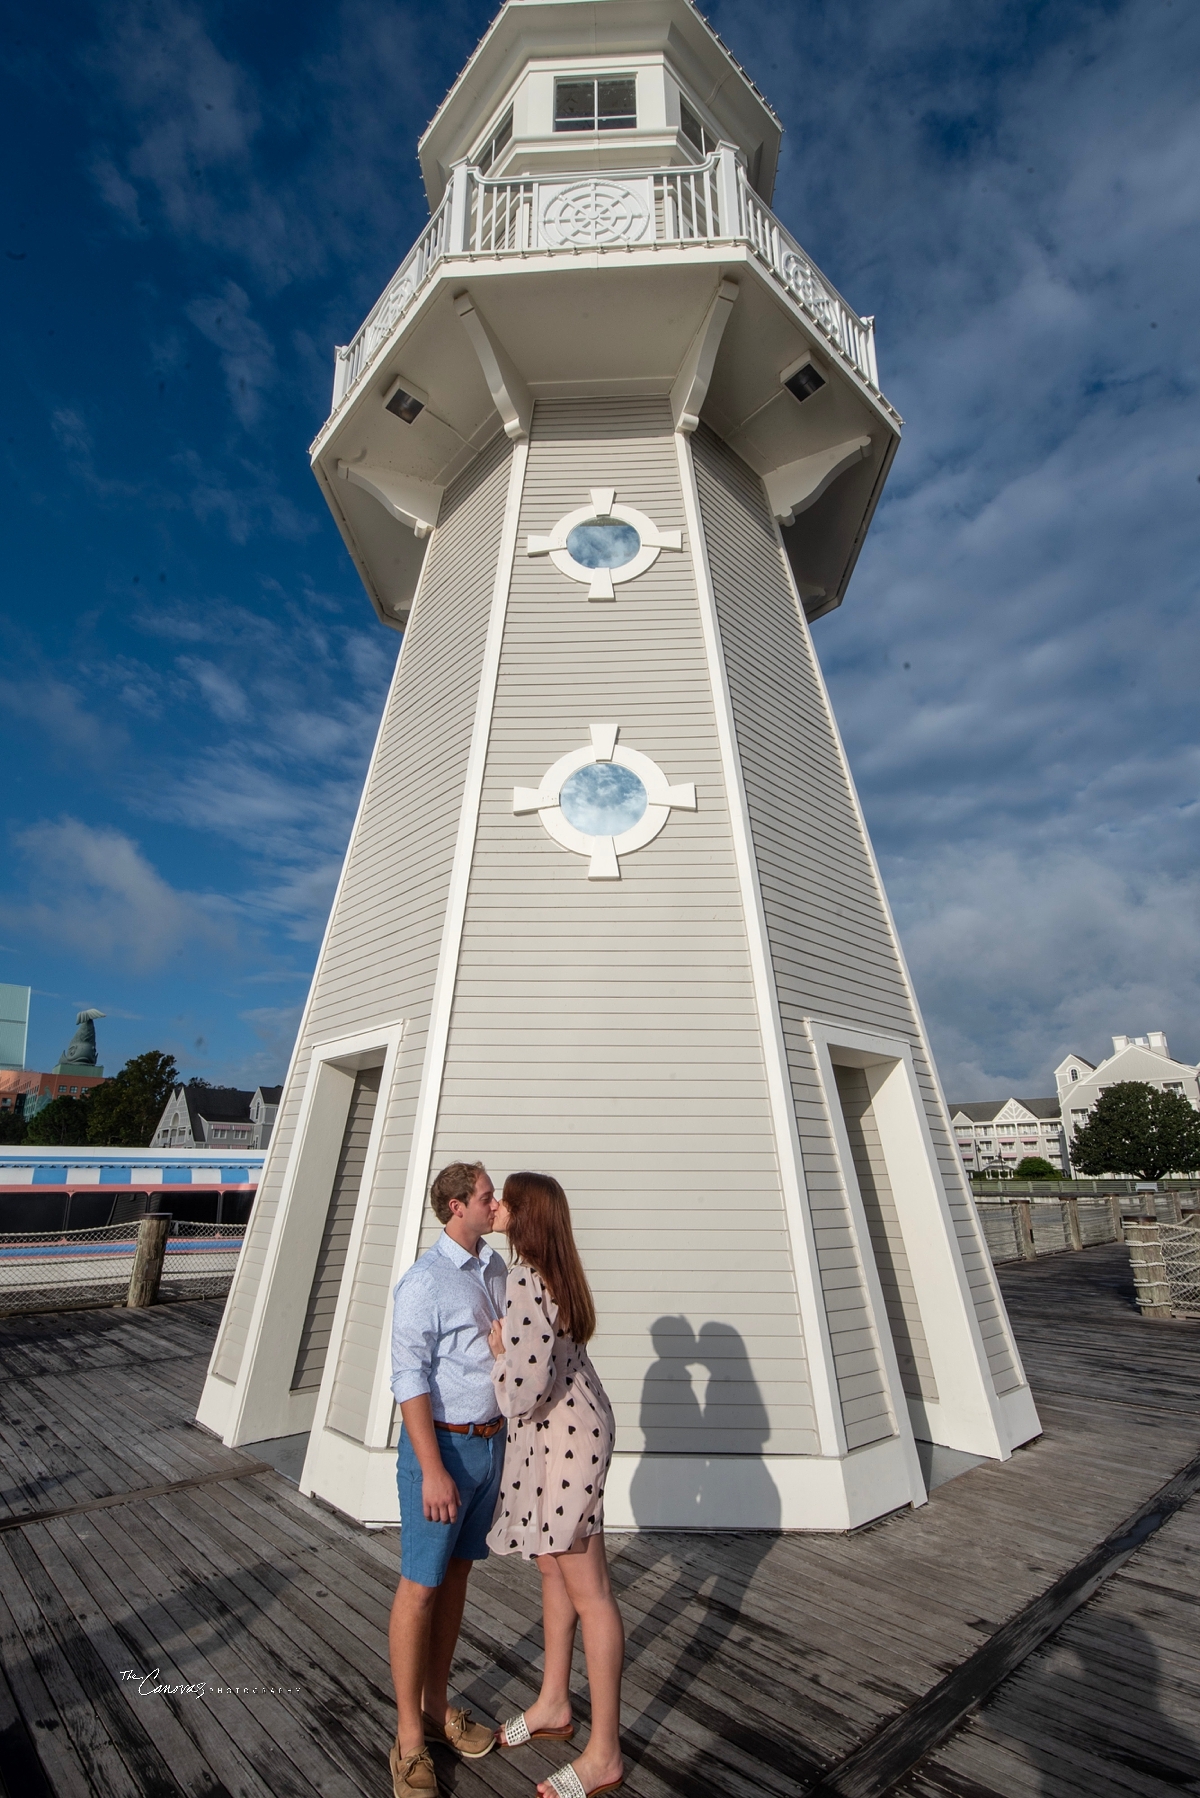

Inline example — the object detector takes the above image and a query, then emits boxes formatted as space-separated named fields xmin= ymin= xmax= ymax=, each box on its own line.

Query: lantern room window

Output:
xmin=554 ymin=76 xmax=637 ymax=133
xmin=680 ymin=98 xmax=717 ymax=156
xmin=475 ymin=107 xmax=512 ymax=173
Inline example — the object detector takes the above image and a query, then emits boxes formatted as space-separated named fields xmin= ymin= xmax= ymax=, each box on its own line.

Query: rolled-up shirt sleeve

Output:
xmin=390 ymin=1269 xmax=438 ymax=1405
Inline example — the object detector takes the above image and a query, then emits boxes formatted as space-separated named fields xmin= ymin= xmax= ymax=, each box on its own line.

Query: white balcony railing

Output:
xmin=332 ymin=149 xmax=885 ymax=412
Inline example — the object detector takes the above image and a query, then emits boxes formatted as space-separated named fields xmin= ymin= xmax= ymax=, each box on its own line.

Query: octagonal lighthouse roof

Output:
xmin=418 ymin=0 xmax=783 ymax=208
xmin=310 ymin=0 xmax=901 ymax=632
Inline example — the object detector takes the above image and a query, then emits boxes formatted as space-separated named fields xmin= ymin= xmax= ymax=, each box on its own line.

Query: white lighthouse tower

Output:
xmin=199 ymin=0 xmax=1039 ymax=1528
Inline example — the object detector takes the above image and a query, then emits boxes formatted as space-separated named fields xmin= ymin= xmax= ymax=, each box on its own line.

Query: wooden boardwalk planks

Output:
xmin=0 ymin=1248 xmax=1195 ymax=1797
xmin=895 ymin=1495 xmax=1200 ymax=1796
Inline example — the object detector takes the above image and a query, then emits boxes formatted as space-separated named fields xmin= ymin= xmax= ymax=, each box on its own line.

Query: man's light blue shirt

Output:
xmin=390 ymin=1232 xmax=508 ymax=1424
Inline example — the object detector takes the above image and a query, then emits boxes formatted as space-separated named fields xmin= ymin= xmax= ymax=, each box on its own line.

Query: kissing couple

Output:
xmin=387 ymin=1161 xmax=623 ymax=1798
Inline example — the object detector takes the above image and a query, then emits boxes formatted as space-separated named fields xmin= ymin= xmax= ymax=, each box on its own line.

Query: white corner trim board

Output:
xmin=361 ymin=437 xmax=530 ymax=1454
xmin=513 ymin=722 xmax=696 ymax=880
xmin=673 ymin=428 xmax=846 ymax=1459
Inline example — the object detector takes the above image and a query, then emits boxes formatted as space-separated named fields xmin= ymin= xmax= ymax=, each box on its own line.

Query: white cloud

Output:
xmin=0 ymin=675 xmax=124 ymax=761
xmin=892 ymin=839 xmax=1200 ymax=1097
xmin=1 ymin=819 xmax=233 ymax=971
xmin=701 ymin=0 xmax=1200 ymax=1093
xmin=185 ymin=280 xmax=276 ymax=427
xmin=177 ymin=656 xmax=250 ymax=722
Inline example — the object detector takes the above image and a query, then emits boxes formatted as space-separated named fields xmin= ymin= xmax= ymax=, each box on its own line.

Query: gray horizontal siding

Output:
xmin=324 ymin=434 xmax=515 ymax=1441
xmin=420 ymin=396 xmax=817 ymax=1458
xmin=692 ymin=423 xmax=1019 ymax=1400
xmin=693 ymin=426 xmax=894 ymax=1450
xmin=212 ymin=433 xmax=512 ymax=1409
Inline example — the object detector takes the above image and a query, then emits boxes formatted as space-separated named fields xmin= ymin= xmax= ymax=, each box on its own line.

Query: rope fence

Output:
xmin=1124 ymin=1219 xmax=1200 ymax=1320
xmin=0 ymin=1219 xmax=244 ymax=1315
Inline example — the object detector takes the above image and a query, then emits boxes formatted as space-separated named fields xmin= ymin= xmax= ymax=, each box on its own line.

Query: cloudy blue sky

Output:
xmin=3 ymin=0 xmax=1198 ymax=1097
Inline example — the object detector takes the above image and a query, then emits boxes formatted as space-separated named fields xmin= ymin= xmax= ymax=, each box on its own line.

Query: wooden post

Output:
xmin=1013 ymin=1199 xmax=1037 ymax=1261
xmin=127 ymin=1214 xmax=171 ymax=1309
xmin=1061 ymin=1197 xmax=1083 ymax=1252
xmin=1124 ymin=1219 xmax=1172 ymax=1318
xmin=1163 ymin=1192 xmax=1184 ymax=1225
xmin=1108 ymin=1195 xmax=1124 ymax=1242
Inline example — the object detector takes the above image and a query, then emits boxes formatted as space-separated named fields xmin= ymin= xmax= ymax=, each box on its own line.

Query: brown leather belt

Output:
xmin=435 ymin=1418 xmax=504 ymax=1439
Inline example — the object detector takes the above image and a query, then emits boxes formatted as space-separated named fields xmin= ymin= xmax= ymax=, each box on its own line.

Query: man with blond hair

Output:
xmin=387 ymin=1160 xmax=506 ymax=1796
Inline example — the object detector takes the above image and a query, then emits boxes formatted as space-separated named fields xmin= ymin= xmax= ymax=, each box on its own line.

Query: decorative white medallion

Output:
xmin=526 ymin=488 xmax=683 ymax=600
xmin=540 ymin=180 xmax=650 ymax=248
xmin=513 ymin=723 xmax=697 ymax=880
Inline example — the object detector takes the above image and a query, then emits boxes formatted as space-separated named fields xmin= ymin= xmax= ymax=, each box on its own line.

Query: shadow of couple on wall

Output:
xmin=611 ymin=1317 xmax=797 ymax=1785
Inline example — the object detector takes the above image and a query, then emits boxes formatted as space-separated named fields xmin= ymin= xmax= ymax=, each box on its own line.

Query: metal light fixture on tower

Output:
xmin=198 ymin=0 xmax=1040 ymax=1529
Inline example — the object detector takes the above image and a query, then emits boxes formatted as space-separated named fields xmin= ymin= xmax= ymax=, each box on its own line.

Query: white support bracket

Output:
xmin=670 ymin=277 xmax=739 ymax=434
xmin=336 ymin=462 xmax=444 ymax=538
xmin=454 ymin=289 xmax=533 ymax=442
xmin=765 ymin=437 xmax=872 ymax=526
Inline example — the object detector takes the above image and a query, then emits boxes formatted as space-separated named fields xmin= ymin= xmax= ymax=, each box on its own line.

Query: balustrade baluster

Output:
xmin=330 ymin=158 xmax=883 ymax=414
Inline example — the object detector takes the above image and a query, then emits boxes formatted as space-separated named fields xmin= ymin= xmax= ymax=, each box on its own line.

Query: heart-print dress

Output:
xmin=486 ymin=1262 xmax=615 ymax=1559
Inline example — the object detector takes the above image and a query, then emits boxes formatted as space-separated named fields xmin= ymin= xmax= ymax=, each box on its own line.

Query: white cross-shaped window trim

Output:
xmin=525 ymin=488 xmax=683 ymax=599
xmin=514 ymin=723 xmax=696 ymax=879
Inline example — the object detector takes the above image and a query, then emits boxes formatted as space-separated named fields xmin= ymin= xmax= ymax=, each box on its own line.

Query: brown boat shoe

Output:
xmin=389 ymin=1741 xmax=439 ymax=1796
xmin=421 ymin=1706 xmax=496 ymax=1759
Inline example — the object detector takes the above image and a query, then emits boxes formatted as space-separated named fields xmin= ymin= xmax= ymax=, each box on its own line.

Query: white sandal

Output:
xmin=497 ymin=1711 xmax=575 ymax=1747
xmin=542 ymin=1763 xmax=623 ymax=1798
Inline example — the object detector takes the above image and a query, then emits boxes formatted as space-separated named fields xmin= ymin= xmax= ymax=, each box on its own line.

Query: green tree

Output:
xmin=1014 ymin=1156 xmax=1059 ymax=1180
xmin=1070 ymin=1082 xmax=1200 ymax=1181
xmin=86 ymin=1051 xmax=179 ymax=1147
xmin=25 ymin=1093 xmax=92 ymax=1146
xmin=0 ymin=1104 xmax=29 ymax=1144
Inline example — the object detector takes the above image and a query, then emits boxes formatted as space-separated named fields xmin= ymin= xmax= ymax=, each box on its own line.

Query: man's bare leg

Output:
xmin=423 ymin=1556 xmax=472 ymax=1726
xmin=390 ymin=1576 xmax=439 ymax=1755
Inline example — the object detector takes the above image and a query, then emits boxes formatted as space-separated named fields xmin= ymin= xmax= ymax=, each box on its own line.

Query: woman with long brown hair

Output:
xmin=486 ymin=1171 xmax=623 ymax=1798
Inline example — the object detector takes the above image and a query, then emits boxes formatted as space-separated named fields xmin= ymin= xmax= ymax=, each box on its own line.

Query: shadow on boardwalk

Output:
xmin=0 ymin=1249 xmax=1198 ymax=1797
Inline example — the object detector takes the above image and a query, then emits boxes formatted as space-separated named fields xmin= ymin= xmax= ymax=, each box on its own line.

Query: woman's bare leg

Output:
xmin=536 ymin=1534 xmax=623 ymax=1796
xmin=518 ymin=1550 xmax=577 ymax=1734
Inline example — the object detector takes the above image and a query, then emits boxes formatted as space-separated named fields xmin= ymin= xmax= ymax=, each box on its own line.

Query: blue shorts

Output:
xmin=397 ymin=1422 xmax=506 ymax=1588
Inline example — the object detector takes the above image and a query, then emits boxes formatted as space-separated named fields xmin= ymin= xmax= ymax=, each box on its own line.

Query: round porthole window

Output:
xmin=513 ymin=723 xmax=697 ymax=880
xmin=565 ymin=521 xmax=641 ymax=570
xmin=559 ymin=762 xmax=648 ymax=835
xmin=526 ymin=488 xmax=682 ymax=600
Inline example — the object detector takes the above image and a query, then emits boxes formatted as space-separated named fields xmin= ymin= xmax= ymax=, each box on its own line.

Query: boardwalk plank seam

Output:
xmin=805 ymin=1453 xmax=1200 ymax=1797
xmin=0 ymin=1464 xmax=272 ymax=1534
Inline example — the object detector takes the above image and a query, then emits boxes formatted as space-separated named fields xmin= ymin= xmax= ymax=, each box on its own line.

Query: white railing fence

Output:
xmin=335 ymin=193 xmax=451 ymax=401
xmin=332 ymin=148 xmax=881 ymax=412
xmin=737 ymin=173 xmax=880 ymax=392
